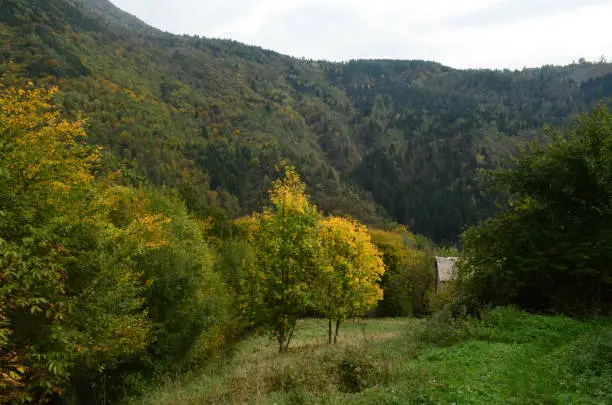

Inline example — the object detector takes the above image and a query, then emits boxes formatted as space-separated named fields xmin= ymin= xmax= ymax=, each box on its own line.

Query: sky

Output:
xmin=111 ymin=0 xmax=612 ymax=70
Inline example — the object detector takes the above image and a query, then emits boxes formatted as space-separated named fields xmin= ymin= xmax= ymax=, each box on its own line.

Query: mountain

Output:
xmin=80 ymin=0 xmax=153 ymax=32
xmin=2 ymin=0 xmax=612 ymax=242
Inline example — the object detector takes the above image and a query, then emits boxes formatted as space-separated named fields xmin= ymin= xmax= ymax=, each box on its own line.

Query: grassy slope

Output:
xmin=127 ymin=318 xmax=414 ymax=404
xmin=129 ymin=310 xmax=612 ymax=404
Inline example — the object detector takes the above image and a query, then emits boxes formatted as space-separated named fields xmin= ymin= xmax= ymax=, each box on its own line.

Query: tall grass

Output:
xmin=127 ymin=310 xmax=612 ymax=405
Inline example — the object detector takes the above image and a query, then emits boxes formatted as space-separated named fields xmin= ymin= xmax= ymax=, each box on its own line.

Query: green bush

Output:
xmin=135 ymin=188 xmax=234 ymax=370
xmin=338 ymin=347 xmax=392 ymax=393
xmin=458 ymin=105 xmax=612 ymax=316
xmin=412 ymin=309 xmax=473 ymax=348
xmin=370 ymin=230 xmax=436 ymax=317
xmin=568 ymin=328 xmax=612 ymax=376
xmin=414 ymin=307 xmax=579 ymax=348
xmin=428 ymin=281 xmax=457 ymax=314
xmin=0 ymin=83 xmax=237 ymax=403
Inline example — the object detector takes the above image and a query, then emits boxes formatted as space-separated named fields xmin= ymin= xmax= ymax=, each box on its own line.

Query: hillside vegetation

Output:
xmin=0 ymin=81 xmax=435 ymax=403
xmin=129 ymin=309 xmax=612 ymax=405
xmin=2 ymin=1 xmax=612 ymax=404
xmin=457 ymin=105 xmax=612 ymax=315
xmin=2 ymin=0 xmax=612 ymax=241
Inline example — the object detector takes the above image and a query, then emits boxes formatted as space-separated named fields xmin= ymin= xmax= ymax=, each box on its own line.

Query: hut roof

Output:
xmin=435 ymin=256 xmax=459 ymax=282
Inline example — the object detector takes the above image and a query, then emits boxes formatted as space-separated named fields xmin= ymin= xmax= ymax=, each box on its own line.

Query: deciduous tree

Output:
xmin=458 ymin=104 xmax=612 ymax=315
xmin=315 ymin=216 xmax=385 ymax=344
xmin=243 ymin=165 xmax=320 ymax=352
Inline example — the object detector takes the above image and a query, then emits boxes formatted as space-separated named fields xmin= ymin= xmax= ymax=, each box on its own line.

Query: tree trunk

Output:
xmin=286 ymin=320 xmax=296 ymax=351
xmin=334 ymin=318 xmax=341 ymax=344
xmin=328 ymin=319 xmax=333 ymax=344
xmin=278 ymin=319 xmax=296 ymax=353
xmin=278 ymin=326 xmax=286 ymax=353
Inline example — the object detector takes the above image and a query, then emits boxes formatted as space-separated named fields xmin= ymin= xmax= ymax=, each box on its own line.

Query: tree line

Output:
xmin=2 ymin=0 xmax=612 ymax=245
xmin=455 ymin=104 xmax=612 ymax=316
xmin=0 ymin=82 xmax=436 ymax=403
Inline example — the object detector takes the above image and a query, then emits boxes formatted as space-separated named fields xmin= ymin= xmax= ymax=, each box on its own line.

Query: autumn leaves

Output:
xmin=243 ymin=165 xmax=386 ymax=352
xmin=0 ymin=79 xmax=387 ymax=403
xmin=0 ymin=80 xmax=230 ymax=402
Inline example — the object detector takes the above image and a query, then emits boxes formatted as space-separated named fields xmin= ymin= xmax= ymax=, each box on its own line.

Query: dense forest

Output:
xmin=3 ymin=78 xmax=610 ymax=404
xmin=2 ymin=1 xmax=612 ymax=404
xmin=0 ymin=80 xmax=436 ymax=402
xmin=1 ymin=0 xmax=612 ymax=242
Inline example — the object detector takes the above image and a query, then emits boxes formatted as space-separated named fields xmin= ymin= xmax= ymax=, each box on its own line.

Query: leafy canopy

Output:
xmin=315 ymin=216 xmax=385 ymax=343
xmin=0 ymin=80 xmax=232 ymax=403
xmin=458 ymin=104 xmax=612 ymax=315
xmin=242 ymin=164 xmax=320 ymax=352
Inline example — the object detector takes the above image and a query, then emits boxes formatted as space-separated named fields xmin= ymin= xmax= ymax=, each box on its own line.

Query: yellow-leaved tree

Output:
xmin=242 ymin=164 xmax=320 ymax=353
xmin=369 ymin=229 xmax=436 ymax=317
xmin=315 ymin=216 xmax=385 ymax=344
xmin=0 ymin=80 xmax=169 ymax=402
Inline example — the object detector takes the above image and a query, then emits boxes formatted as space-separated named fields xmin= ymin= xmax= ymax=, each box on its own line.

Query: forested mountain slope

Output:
xmin=2 ymin=0 xmax=611 ymax=241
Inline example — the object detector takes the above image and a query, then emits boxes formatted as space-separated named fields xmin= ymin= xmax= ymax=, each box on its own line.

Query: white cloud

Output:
xmin=111 ymin=0 xmax=612 ymax=69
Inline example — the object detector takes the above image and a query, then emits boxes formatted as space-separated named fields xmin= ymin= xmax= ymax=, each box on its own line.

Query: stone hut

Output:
xmin=434 ymin=256 xmax=459 ymax=289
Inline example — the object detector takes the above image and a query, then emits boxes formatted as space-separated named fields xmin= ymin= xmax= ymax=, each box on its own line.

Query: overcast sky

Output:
xmin=111 ymin=0 xmax=611 ymax=70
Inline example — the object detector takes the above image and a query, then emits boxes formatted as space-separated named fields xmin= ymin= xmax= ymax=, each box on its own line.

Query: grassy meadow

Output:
xmin=127 ymin=309 xmax=612 ymax=405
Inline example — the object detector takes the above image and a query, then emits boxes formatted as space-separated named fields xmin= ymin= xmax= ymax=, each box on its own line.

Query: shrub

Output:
xmin=428 ymin=280 xmax=457 ymax=314
xmin=412 ymin=309 xmax=473 ymax=348
xmin=0 ymin=82 xmax=236 ymax=403
xmin=338 ymin=346 xmax=393 ymax=393
xmin=568 ymin=328 xmax=612 ymax=376
xmin=458 ymin=105 xmax=612 ymax=316
xmin=135 ymin=188 xmax=234 ymax=370
xmin=370 ymin=229 xmax=436 ymax=317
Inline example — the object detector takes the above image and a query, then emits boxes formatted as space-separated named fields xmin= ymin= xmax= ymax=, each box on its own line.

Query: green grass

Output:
xmin=127 ymin=309 xmax=612 ymax=405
